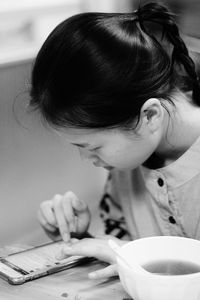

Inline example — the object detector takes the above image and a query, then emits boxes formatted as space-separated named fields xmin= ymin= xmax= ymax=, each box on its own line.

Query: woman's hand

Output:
xmin=56 ymin=235 xmax=128 ymax=279
xmin=38 ymin=191 xmax=91 ymax=242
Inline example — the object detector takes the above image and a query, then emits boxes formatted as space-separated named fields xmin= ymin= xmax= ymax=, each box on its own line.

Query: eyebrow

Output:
xmin=71 ymin=142 xmax=90 ymax=148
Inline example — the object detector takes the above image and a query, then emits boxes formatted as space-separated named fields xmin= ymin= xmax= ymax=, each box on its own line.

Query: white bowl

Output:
xmin=116 ymin=236 xmax=200 ymax=300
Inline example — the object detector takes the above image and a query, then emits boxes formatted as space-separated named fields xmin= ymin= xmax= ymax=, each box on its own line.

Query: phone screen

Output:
xmin=0 ymin=241 xmax=81 ymax=275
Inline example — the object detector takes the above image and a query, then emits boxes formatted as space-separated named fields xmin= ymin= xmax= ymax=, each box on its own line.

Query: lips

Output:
xmin=103 ymin=166 xmax=114 ymax=171
xmin=93 ymin=162 xmax=113 ymax=170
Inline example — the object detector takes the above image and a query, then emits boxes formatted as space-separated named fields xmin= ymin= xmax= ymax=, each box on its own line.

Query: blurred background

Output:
xmin=0 ymin=0 xmax=200 ymax=247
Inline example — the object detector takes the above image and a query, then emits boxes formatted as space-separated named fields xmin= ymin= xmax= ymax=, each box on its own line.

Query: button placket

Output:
xmin=167 ymin=191 xmax=178 ymax=227
xmin=155 ymin=173 xmax=170 ymax=216
xmin=155 ymin=173 xmax=167 ymax=193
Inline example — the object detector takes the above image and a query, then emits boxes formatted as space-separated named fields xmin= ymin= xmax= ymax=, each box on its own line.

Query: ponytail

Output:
xmin=30 ymin=2 xmax=200 ymax=130
xmin=135 ymin=2 xmax=200 ymax=105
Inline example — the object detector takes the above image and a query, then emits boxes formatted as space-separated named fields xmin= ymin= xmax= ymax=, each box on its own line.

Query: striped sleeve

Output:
xmin=99 ymin=171 xmax=130 ymax=240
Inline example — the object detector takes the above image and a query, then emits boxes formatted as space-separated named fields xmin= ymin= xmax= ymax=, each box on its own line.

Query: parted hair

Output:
xmin=30 ymin=2 xmax=200 ymax=129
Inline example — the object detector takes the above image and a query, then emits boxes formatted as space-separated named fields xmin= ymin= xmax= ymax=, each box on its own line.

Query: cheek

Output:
xmin=102 ymin=146 xmax=134 ymax=167
xmin=104 ymin=142 xmax=155 ymax=169
xmin=97 ymin=147 xmax=122 ymax=164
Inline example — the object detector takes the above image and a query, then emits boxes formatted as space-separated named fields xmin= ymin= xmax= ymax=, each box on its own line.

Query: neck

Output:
xmin=156 ymin=91 xmax=200 ymax=162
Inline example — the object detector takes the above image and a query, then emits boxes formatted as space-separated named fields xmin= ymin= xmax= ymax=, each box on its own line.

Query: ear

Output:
xmin=139 ymin=98 xmax=164 ymax=133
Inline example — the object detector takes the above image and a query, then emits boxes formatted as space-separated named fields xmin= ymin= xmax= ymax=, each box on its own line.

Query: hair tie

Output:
xmin=134 ymin=7 xmax=145 ymax=31
xmin=134 ymin=8 xmax=141 ymax=19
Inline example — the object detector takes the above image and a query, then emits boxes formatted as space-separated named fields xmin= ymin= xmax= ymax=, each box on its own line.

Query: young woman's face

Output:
xmin=60 ymin=126 xmax=161 ymax=170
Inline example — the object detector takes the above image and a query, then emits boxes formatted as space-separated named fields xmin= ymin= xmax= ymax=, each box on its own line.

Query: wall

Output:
xmin=82 ymin=0 xmax=133 ymax=12
xmin=0 ymin=0 xmax=134 ymax=249
xmin=0 ymin=60 xmax=107 ymax=247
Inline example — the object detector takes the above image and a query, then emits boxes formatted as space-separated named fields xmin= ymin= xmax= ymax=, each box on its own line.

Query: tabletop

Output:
xmin=0 ymin=244 xmax=131 ymax=300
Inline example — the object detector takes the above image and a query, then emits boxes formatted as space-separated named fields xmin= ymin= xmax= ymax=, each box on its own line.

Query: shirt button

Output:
xmin=169 ymin=216 xmax=176 ymax=224
xmin=157 ymin=178 xmax=164 ymax=187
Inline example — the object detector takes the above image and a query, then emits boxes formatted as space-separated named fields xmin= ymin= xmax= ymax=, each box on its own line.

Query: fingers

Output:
xmin=56 ymin=237 xmax=120 ymax=280
xmin=63 ymin=191 xmax=90 ymax=234
xmin=57 ymin=238 xmax=116 ymax=264
xmin=88 ymin=264 xmax=118 ymax=279
xmin=62 ymin=194 xmax=76 ymax=233
xmin=56 ymin=238 xmax=95 ymax=260
xmin=40 ymin=200 xmax=57 ymax=226
xmin=68 ymin=191 xmax=88 ymax=212
xmin=95 ymin=234 xmax=128 ymax=247
xmin=52 ymin=194 xmax=70 ymax=242
xmin=94 ymin=234 xmax=119 ymax=241
xmin=38 ymin=206 xmax=57 ymax=232
xmin=38 ymin=191 xmax=90 ymax=243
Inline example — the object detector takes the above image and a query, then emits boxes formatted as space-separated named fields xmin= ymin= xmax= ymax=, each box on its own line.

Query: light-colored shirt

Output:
xmin=99 ymin=135 xmax=200 ymax=240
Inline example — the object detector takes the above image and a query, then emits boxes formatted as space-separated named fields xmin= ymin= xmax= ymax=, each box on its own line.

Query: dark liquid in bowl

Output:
xmin=142 ymin=259 xmax=200 ymax=275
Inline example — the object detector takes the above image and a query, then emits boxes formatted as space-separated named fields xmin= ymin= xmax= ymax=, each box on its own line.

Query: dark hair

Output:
xmin=30 ymin=2 xmax=200 ymax=129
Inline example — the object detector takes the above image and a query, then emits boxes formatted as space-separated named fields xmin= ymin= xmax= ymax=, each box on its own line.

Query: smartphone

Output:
xmin=0 ymin=240 xmax=93 ymax=285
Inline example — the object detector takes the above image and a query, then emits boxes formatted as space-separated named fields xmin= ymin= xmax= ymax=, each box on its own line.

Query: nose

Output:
xmin=78 ymin=148 xmax=92 ymax=162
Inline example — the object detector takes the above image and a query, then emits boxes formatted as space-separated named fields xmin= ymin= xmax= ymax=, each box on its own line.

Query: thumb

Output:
xmin=88 ymin=264 xmax=118 ymax=280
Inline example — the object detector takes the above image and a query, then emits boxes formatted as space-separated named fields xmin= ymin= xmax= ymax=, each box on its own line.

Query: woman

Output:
xmin=30 ymin=2 xmax=200 ymax=279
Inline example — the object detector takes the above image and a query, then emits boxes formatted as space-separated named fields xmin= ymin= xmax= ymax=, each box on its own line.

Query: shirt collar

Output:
xmin=141 ymin=134 xmax=200 ymax=188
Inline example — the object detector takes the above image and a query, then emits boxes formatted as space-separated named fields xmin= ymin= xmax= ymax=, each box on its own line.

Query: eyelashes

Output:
xmin=76 ymin=145 xmax=101 ymax=152
xmin=89 ymin=146 xmax=101 ymax=152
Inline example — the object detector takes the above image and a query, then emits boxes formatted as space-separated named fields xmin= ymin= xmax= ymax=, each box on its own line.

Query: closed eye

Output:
xmin=74 ymin=144 xmax=101 ymax=152
xmin=90 ymin=147 xmax=101 ymax=152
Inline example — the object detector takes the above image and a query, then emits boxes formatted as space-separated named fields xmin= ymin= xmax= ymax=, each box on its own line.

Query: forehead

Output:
xmin=57 ymin=127 xmax=128 ymax=144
